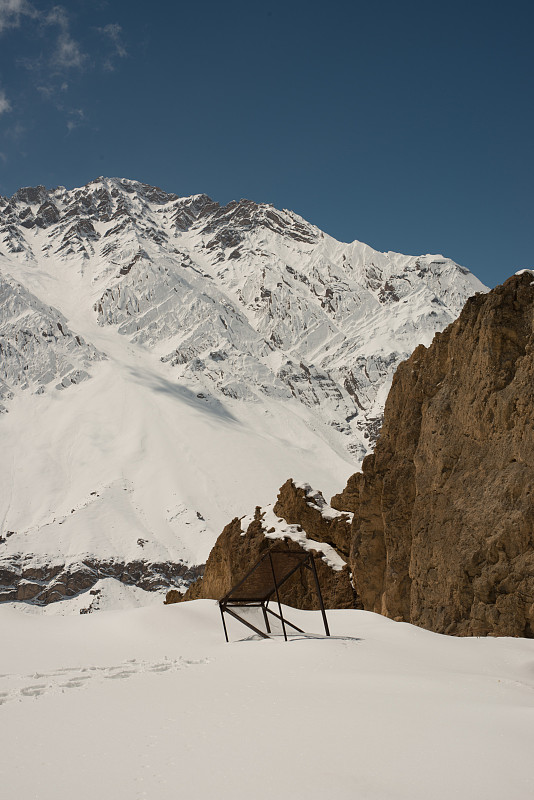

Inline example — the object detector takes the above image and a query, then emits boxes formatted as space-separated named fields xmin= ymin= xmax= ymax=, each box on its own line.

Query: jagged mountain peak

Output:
xmin=4 ymin=180 xmax=467 ymax=286
xmin=85 ymin=176 xmax=182 ymax=206
xmin=4 ymin=179 xmax=366 ymax=244
xmin=10 ymin=184 xmax=51 ymax=206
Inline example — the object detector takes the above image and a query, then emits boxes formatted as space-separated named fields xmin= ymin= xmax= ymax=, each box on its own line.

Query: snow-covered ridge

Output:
xmin=0 ymin=177 xmax=487 ymax=456
xmin=0 ymin=177 xmax=488 ymax=603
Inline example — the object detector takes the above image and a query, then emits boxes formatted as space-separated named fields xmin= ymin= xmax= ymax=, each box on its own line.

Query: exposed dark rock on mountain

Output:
xmin=334 ymin=272 xmax=534 ymax=636
xmin=170 ymin=482 xmax=356 ymax=610
xmin=0 ymin=558 xmax=203 ymax=605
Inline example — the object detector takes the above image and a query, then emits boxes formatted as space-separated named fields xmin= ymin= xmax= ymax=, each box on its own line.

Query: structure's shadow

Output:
xmin=236 ymin=633 xmax=362 ymax=643
xmin=287 ymin=634 xmax=362 ymax=643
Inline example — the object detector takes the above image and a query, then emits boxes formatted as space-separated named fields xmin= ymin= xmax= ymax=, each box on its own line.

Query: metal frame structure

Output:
xmin=218 ymin=548 xmax=330 ymax=642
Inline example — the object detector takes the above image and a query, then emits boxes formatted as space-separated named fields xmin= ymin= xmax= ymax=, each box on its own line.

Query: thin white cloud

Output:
xmin=46 ymin=6 xmax=86 ymax=70
xmin=1 ymin=4 xmax=86 ymax=70
xmin=44 ymin=4 xmax=67 ymax=27
xmin=66 ymin=107 xmax=84 ymax=132
xmin=0 ymin=88 xmax=12 ymax=114
xmin=53 ymin=31 xmax=85 ymax=69
xmin=36 ymin=80 xmax=68 ymax=107
xmin=100 ymin=23 xmax=126 ymax=58
xmin=0 ymin=3 xmax=127 ymax=137
xmin=5 ymin=120 xmax=25 ymax=140
xmin=0 ymin=0 xmax=37 ymax=33
xmin=99 ymin=22 xmax=127 ymax=71
xmin=2 ymin=3 xmax=126 ymax=75
xmin=36 ymin=83 xmax=54 ymax=99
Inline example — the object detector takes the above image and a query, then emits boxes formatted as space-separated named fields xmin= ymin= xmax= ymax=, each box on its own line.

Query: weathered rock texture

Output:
xmin=333 ymin=273 xmax=534 ymax=637
xmin=170 ymin=482 xmax=356 ymax=610
xmin=273 ymin=479 xmax=352 ymax=558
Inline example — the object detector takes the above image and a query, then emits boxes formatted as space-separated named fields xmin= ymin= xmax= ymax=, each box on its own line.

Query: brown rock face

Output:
xmin=274 ymin=480 xmax=352 ymax=558
xmin=334 ymin=273 xmax=534 ymax=637
xmin=171 ymin=484 xmax=356 ymax=610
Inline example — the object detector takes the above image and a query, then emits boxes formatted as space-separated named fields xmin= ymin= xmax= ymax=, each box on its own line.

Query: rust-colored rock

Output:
xmin=335 ymin=273 xmax=534 ymax=637
xmin=172 ymin=491 xmax=356 ymax=610
xmin=163 ymin=589 xmax=184 ymax=605
xmin=331 ymin=473 xmax=361 ymax=514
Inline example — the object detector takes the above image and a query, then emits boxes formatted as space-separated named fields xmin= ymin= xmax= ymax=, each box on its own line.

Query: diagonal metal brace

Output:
xmin=221 ymin=605 xmax=270 ymax=639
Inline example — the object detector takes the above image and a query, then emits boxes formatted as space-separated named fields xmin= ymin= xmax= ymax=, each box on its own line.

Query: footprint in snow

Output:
xmin=20 ymin=684 xmax=47 ymax=697
xmin=60 ymin=677 xmax=92 ymax=688
xmin=0 ymin=657 xmax=209 ymax=705
xmin=104 ymin=669 xmax=137 ymax=680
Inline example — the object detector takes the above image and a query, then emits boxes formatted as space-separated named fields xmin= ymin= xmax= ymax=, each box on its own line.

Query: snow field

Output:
xmin=0 ymin=337 xmax=354 ymax=572
xmin=1 ymin=596 xmax=533 ymax=800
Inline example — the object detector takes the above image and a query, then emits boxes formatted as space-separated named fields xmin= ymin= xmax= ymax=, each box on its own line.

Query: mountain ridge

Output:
xmin=0 ymin=176 xmax=486 ymax=455
xmin=0 ymin=177 xmax=487 ymax=603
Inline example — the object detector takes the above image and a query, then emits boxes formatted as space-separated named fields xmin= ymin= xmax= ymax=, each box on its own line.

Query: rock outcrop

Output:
xmin=273 ymin=479 xmax=352 ymax=559
xmin=333 ymin=272 xmax=534 ymax=637
xmin=169 ymin=482 xmax=356 ymax=610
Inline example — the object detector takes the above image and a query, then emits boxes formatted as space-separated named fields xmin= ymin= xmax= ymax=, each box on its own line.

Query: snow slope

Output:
xmin=0 ymin=178 xmax=488 ymax=600
xmin=0 ymin=598 xmax=532 ymax=800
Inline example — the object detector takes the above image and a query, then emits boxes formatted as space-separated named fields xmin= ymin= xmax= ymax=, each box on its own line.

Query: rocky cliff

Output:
xmin=333 ymin=272 xmax=534 ymax=636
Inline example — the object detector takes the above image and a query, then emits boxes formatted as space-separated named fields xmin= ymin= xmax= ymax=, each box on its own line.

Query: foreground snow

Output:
xmin=1 ymin=594 xmax=532 ymax=799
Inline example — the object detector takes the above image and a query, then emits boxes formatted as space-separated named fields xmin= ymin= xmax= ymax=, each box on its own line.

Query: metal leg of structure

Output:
xmin=223 ymin=606 xmax=270 ymax=639
xmin=269 ymin=552 xmax=288 ymax=641
xmin=309 ymin=555 xmax=331 ymax=637
xmin=265 ymin=606 xmax=304 ymax=633
xmin=219 ymin=602 xmax=229 ymax=643
xmin=261 ymin=603 xmax=271 ymax=634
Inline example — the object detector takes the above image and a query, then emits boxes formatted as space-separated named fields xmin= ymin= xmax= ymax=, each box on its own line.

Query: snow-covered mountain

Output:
xmin=0 ymin=178 xmax=487 ymax=602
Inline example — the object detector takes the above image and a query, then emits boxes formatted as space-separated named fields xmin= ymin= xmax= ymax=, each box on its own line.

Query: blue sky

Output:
xmin=0 ymin=0 xmax=532 ymax=288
